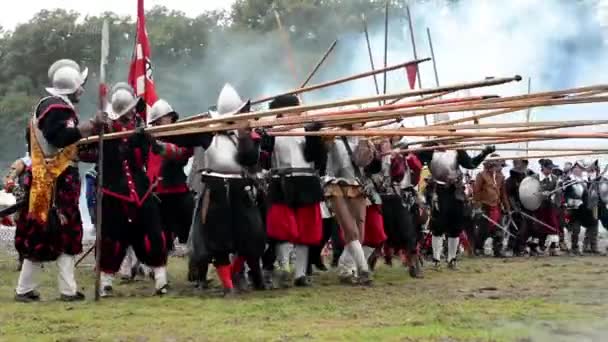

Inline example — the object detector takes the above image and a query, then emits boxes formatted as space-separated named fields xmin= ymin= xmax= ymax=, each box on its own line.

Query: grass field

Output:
xmin=1 ymin=252 xmax=608 ymax=342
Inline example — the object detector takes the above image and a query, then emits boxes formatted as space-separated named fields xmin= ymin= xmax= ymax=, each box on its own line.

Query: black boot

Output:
xmin=15 ymin=290 xmax=40 ymax=303
xmin=407 ymin=254 xmax=424 ymax=279
xmin=60 ymin=291 xmax=85 ymax=302
xmin=358 ymin=270 xmax=373 ymax=286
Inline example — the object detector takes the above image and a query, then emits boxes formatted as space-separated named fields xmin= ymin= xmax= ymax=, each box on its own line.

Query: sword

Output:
xmin=515 ymin=209 xmax=559 ymax=234
xmin=506 ymin=212 xmax=520 ymax=232
xmin=94 ymin=19 xmax=110 ymax=301
xmin=0 ymin=200 xmax=25 ymax=218
xmin=479 ymin=212 xmax=516 ymax=239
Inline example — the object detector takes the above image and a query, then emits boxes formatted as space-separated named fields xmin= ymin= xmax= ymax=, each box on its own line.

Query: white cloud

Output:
xmin=0 ymin=0 xmax=235 ymax=30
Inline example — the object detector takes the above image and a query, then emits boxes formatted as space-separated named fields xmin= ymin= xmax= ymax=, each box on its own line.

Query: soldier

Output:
xmin=504 ymin=159 xmax=535 ymax=256
xmin=564 ymin=161 xmax=599 ymax=255
xmin=324 ymin=124 xmax=382 ymax=285
xmin=416 ymin=144 xmax=495 ymax=269
xmin=373 ymin=138 xmax=424 ymax=278
xmin=472 ymin=155 xmax=510 ymax=257
xmin=15 ymin=59 xmax=103 ymax=302
xmin=93 ymin=83 xmax=172 ymax=297
xmin=4 ymin=130 xmax=31 ymax=270
xmin=534 ymin=159 xmax=562 ymax=255
xmin=190 ymin=84 xmax=266 ymax=296
xmin=260 ymin=94 xmax=326 ymax=287
xmin=147 ymin=99 xmax=202 ymax=252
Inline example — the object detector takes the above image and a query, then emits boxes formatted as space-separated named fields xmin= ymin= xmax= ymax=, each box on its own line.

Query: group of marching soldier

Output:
xmin=4 ymin=58 xmax=607 ymax=302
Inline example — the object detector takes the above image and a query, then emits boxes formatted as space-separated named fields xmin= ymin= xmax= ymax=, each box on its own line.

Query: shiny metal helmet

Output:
xmin=209 ymin=84 xmax=250 ymax=118
xmin=45 ymin=59 xmax=88 ymax=96
xmin=107 ymin=82 xmax=141 ymax=120
xmin=518 ymin=175 xmax=543 ymax=211
xmin=148 ymin=99 xmax=175 ymax=125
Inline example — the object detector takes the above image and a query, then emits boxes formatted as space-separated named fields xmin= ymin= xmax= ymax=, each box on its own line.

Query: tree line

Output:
xmin=0 ymin=0 xmax=459 ymax=167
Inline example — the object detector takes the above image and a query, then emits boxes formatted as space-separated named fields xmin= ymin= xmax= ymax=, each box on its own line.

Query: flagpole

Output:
xmin=406 ymin=5 xmax=427 ymax=125
xmin=95 ymin=19 xmax=110 ymax=302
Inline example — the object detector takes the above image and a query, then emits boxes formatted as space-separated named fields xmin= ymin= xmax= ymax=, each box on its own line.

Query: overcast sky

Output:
xmin=0 ymin=0 xmax=236 ymax=29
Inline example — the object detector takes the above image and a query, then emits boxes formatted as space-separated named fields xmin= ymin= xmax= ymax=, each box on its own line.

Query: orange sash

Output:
xmin=28 ymin=120 xmax=78 ymax=223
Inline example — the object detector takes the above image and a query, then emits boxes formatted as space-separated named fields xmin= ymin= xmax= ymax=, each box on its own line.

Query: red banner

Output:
xmin=405 ymin=63 xmax=418 ymax=90
xmin=128 ymin=0 xmax=158 ymax=123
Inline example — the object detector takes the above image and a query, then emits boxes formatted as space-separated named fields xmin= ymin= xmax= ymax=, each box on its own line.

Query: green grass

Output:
xmin=1 ymin=253 xmax=608 ymax=342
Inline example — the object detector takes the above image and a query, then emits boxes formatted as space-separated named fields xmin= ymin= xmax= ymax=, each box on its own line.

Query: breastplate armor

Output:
xmin=327 ymin=137 xmax=359 ymax=180
xmin=430 ymin=150 xmax=459 ymax=183
xmin=272 ymin=136 xmax=312 ymax=169
xmin=202 ymin=135 xmax=243 ymax=174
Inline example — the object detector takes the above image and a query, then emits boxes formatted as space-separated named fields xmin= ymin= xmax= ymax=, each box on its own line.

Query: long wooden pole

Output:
xmin=525 ymin=77 xmax=532 ymax=155
xmin=155 ymin=94 xmax=608 ymax=141
xmin=405 ymin=5 xmax=428 ymax=125
xmin=274 ymin=10 xmax=298 ymax=85
xmin=422 ymin=119 xmax=608 ymax=131
xmin=299 ymin=39 xmax=338 ymax=88
xmin=362 ymin=14 xmax=382 ymax=105
xmin=271 ymin=129 xmax=608 ymax=139
xmin=408 ymin=118 xmax=608 ymax=147
xmin=86 ymin=91 xmax=608 ymax=143
xmin=427 ymin=27 xmax=440 ymax=88
xmin=399 ymin=138 xmax=547 ymax=154
xmin=251 ymin=58 xmax=431 ymax=105
xmin=429 ymin=86 xmax=607 ymax=126
xmin=487 ymin=151 xmax=607 ymax=161
xmin=383 ymin=1 xmax=390 ymax=103
xmin=466 ymin=147 xmax=608 ymax=152
xmin=166 ymin=93 xmax=608 ymax=141
xmin=82 ymin=76 xmax=524 ymax=143
xmin=95 ymin=19 xmax=110 ymax=301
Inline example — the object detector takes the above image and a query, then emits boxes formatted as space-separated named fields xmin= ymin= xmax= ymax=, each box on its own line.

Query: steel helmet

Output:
xmin=107 ymin=82 xmax=141 ymax=120
xmin=209 ymin=83 xmax=250 ymax=118
xmin=45 ymin=59 xmax=88 ymax=96
xmin=148 ymin=99 xmax=176 ymax=125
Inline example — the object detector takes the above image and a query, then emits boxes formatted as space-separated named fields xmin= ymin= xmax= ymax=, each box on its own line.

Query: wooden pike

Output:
xmin=424 ymin=119 xmax=608 ymax=131
xmin=467 ymin=147 xmax=608 ymax=152
xmin=398 ymin=138 xmax=545 ymax=154
xmin=271 ymin=129 xmax=608 ymax=139
xmin=427 ymin=27 xmax=440 ymax=87
xmin=89 ymin=91 xmax=608 ymax=143
xmin=274 ymin=11 xmax=299 ymax=85
xmin=81 ymin=76 xmax=523 ymax=143
xmin=487 ymin=151 xmax=608 ymax=161
xmin=433 ymin=86 xmax=608 ymax=126
xmin=383 ymin=1 xmax=390 ymax=103
xmin=362 ymin=13 xmax=382 ymax=106
xmin=299 ymin=39 xmax=338 ymax=88
xmin=94 ymin=19 xmax=110 ymax=301
xmin=251 ymin=57 xmax=431 ymax=105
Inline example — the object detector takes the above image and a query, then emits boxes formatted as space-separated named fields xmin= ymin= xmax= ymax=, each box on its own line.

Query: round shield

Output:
xmin=587 ymin=182 xmax=599 ymax=210
xmin=598 ymin=178 xmax=608 ymax=204
xmin=519 ymin=176 xmax=543 ymax=211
